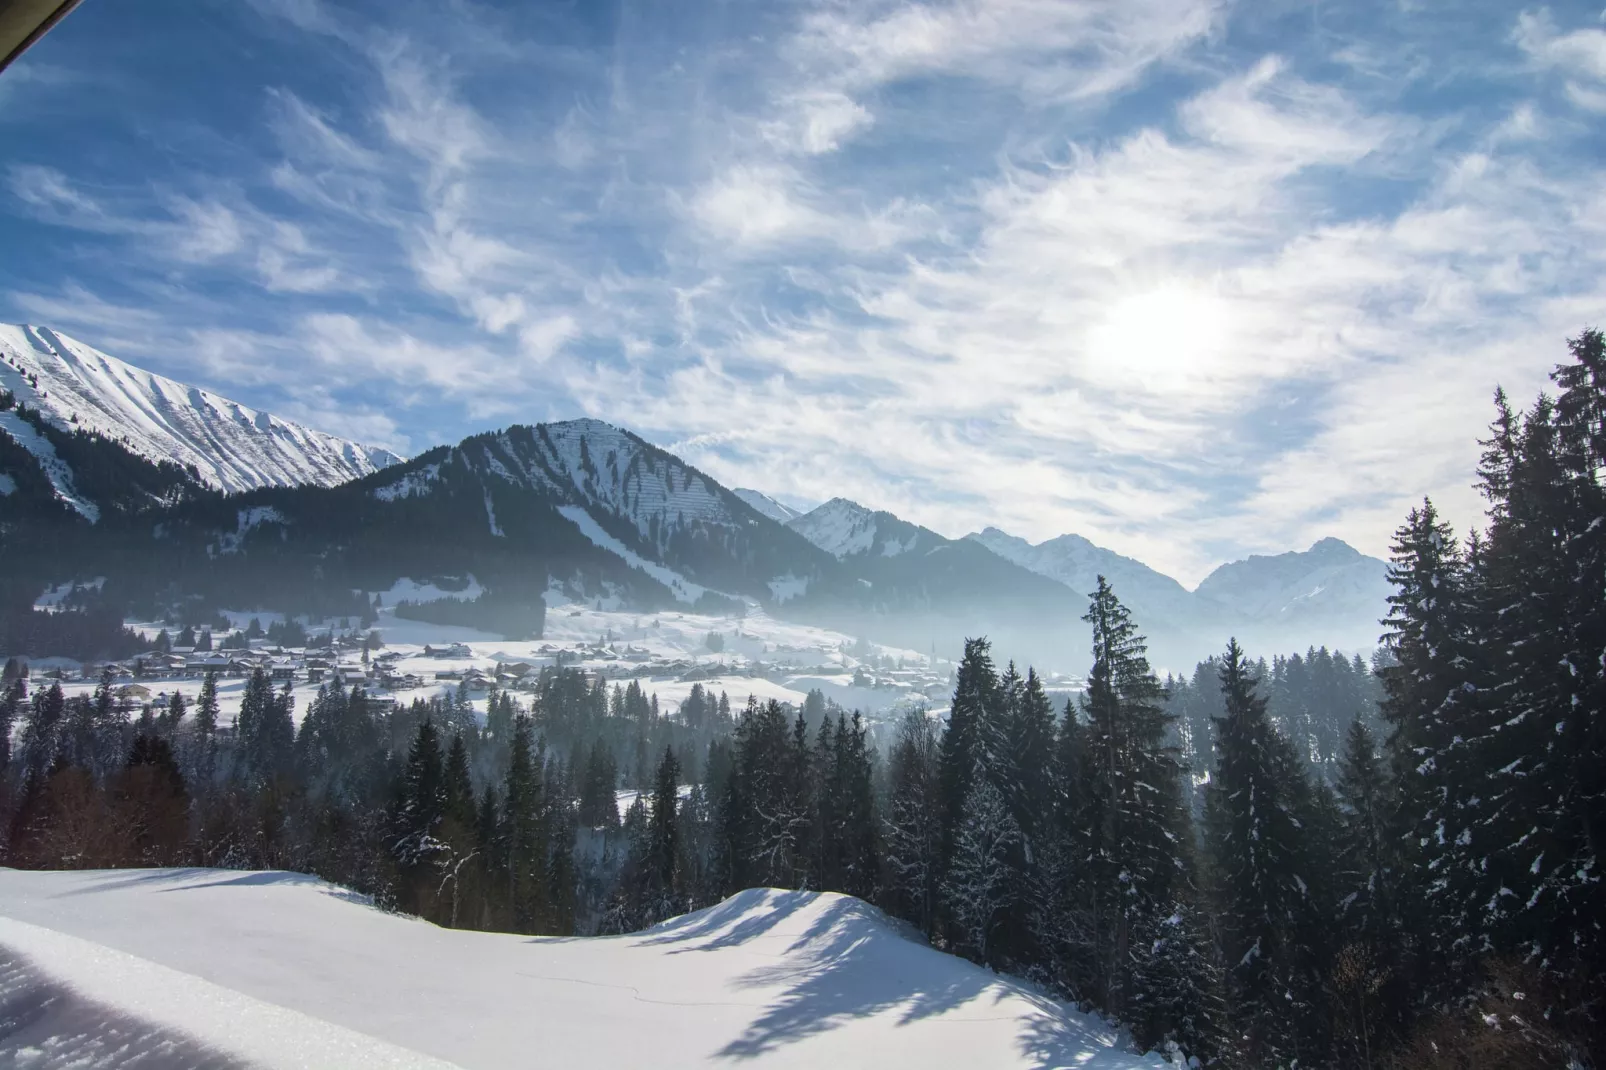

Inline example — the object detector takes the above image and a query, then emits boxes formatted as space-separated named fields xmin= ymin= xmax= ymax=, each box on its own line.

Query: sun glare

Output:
xmin=1085 ymin=283 xmax=1235 ymax=392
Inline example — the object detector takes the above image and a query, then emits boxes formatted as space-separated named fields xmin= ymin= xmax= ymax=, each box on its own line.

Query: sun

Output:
xmin=1085 ymin=283 xmax=1236 ymax=393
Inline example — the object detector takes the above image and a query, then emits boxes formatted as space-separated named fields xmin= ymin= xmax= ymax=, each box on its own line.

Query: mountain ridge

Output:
xmin=0 ymin=323 xmax=401 ymax=502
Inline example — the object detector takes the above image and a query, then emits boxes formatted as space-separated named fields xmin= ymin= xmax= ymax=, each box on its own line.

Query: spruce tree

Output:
xmin=941 ymin=768 xmax=1020 ymax=965
xmin=1378 ymin=497 xmax=1478 ymax=988
xmin=645 ymin=745 xmax=681 ymax=919
xmin=1077 ymin=577 xmax=1189 ymax=1026
xmin=0 ymin=678 xmax=21 ymax=774
xmin=393 ymin=720 xmax=446 ymax=913
xmin=835 ymin=713 xmax=879 ymax=901
xmin=1204 ymin=639 xmax=1321 ymax=1065
xmin=884 ymin=708 xmax=942 ymax=936
xmin=938 ymin=638 xmax=1000 ymax=870
xmin=502 ymin=714 xmax=548 ymax=933
xmin=158 ymin=690 xmax=187 ymax=738
xmin=19 ymin=682 xmax=66 ymax=781
xmin=996 ymin=666 xmax=1055 ymax=966
xmin=1331 ymin=718 xmax=1412 ymax=1059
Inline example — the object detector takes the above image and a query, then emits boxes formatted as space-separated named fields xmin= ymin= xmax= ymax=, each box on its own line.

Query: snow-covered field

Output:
xmin=0 ymin=868 xmax=1164 ymax=1069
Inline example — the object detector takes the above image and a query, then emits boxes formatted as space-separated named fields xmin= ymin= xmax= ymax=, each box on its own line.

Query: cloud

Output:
xmin=2 ymin=0 xmax=1602 ymax=588
xmin=791 ymin=0 xmax=1224 ymax=105
xmin=1515 ymin=8 xmax=1606 ymax=112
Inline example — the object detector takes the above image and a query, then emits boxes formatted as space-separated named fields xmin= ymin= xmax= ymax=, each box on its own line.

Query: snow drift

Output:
xmin=0 ymin=868 xmax=1163 ymax=1069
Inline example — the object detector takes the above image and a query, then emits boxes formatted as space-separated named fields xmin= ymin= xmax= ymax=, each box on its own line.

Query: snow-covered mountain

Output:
xmin=788 ymin=498 xmax=942 ymax=559
xmin=360 ymin=420 xmax=833 ymax=606
xmin=966 ymin=527 xmax=1199 ymax=623
xmin=0 ymin=324 xmax=402 ymax=497
xmin=966 ymin=525 xmax=1389 ymax=663
xmin=733 ymin=487 xmax=801 ymax=523
xmin=0 ymin=868 xmax=1162 ymax=1069
xmin=1193 ymin=537 xmax=1390 ymax=651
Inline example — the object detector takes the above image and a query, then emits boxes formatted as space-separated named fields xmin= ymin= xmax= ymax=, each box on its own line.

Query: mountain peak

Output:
xmin=788 ymin=498 xmax=880 ymax=558
xmin=732 ymin=487 xmax=800 ymax=523
xmin=545 ymin=416 xmax=629 ymax=437
xmin=1307 ymin=536 xmax=1361 ymax=558
xmin=0 ymin=323 xmax=402 ymax=494
xmin=816 ymin=496 xmax=871 ymax=515
xmin=967 ymin=525 xmax=1195 ymax=617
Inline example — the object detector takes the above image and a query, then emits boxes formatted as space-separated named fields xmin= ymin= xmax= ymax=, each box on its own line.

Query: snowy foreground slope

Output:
xmin=0 ymin=869 xmax=1163 ymax=1070
xmin=0 ymin=323 xmax=401 ymax=493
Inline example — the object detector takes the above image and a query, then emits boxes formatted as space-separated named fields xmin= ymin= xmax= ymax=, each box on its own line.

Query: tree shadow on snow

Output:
xmin=0 ymin=942 xmax=252 ymax=1069
xmin=56 ymin=868 xmax=372 ymax=905
xmin=712 ymin=896 xmax=999 ymax=1059
xmin=1014 ymin=1005 xmax=1140 ymax=1070
xmin=704 ymin=895 xmax=1140 ymax=1069
xmin=631 ymin=888 xmax=816 ymax=953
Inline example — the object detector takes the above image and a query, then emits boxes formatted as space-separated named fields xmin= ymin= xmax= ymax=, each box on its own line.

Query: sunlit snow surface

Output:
xmin=0 ymin=323 xmax=401 ymax=493
xmin=0 ymin=869 xmax=1164 ymax=1069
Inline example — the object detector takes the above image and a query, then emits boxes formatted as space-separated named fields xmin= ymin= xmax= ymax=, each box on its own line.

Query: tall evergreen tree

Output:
xmin=1331 ymin=719 xmax=1408 ymax=1064
xmin=884 ymin=708 xmax=942 ymax=937
xmin=502 ymin=714 xmax=548 ymax=933
xmin=1077 ymin=577 xmax=1190 ymax=1028
xmin=190 ymin=671 xmax=219 ymax=792
xmin=644 ymin=745 xmax=681 ymax=919
xmin=938 ymin=638 xmax=1000 ymax=869
xmin=942 ymin=768 xmax=1020 ymax=965
xmin=1377 ymin=497 xmax=1479 ymax=989
xmin=1204 ymin=639 xmax=1323 ymax=1064
xmin=18 ymin=682 xmax=65 ymax=780
xmin=0 ymin=677 xmax=21 ymax=775
xmin=393 ymin=720 xmax=446 ymax=913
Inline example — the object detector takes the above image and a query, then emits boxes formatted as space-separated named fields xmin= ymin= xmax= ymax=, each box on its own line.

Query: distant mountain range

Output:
xmin=0 ymin=325 xmax=1391 ymax=671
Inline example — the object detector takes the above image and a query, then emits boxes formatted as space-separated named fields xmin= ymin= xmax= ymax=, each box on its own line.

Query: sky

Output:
xmin=2 ymin=0 xmax=1603 ymax=586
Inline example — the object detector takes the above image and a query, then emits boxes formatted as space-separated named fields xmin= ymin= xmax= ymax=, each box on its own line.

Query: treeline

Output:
xmin=0 ymin=599 xmax=147 ymax=662
xmin=392 ymin=589 xmax=546 ymax=640
xmin=1166 ymin=644 xmax=1382 ymax=808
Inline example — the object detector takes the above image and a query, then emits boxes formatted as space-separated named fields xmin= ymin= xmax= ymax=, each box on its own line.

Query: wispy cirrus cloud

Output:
xmin=1 ymin=0 xmax=1602 ymax=583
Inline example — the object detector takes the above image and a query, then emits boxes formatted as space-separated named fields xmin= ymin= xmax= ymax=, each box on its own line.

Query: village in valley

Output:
xmin=12 ymin=580 xmax=1080 ymax=736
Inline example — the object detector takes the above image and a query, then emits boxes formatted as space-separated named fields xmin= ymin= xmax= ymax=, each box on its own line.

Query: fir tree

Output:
xmin=645 ymin=746 xmax=681 ymax=919
xmin=1078 ymin=577 xmax=1189 ymax=1025
xmin=1204 ymin=639 xmax=1322 ymax=1064
xmin=502 ymin=714 xmax=548 ymax=933
xmin=190 ymin=671 xmax=219 ymax=792
xmin=18 ymin=682 xmax=66 ymax=780
xmin=1377 ymin=497 xmax=1476 ymax=986
xmin=941 ymin=768 xmax=1020 ymax=965
xmin=939 ymin=639 xmax=1000 ymax=875
xmin=577 ymin=739 xmax=619 ymax=829
xmin=158 ymin=689 xmax=187 ymax=738
xmin=884 ymin=708 xmax=942 ymax=937
xmin=0 ymin=677 xmax=21 ymax=774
